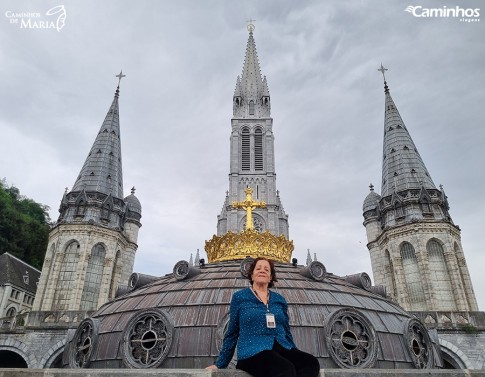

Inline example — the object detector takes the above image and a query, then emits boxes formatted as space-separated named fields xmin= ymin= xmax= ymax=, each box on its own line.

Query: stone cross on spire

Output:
xmin=246 ymin=18 xmax=256 ymax=33
xmin=116 ymin=70 xmax=126 ymax=87
xmin=232 ymin=186 xmax=266 ymax=230
xmin=378 ymin=63 xmax=388 ymax=82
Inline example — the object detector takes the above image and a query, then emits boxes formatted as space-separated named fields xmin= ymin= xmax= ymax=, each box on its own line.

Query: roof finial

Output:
xmin=246 ymin=18 xmax=256 ymax=33
xmin=378 ymin=63 xmax=388 ymax=82
xmin=369 ymin=183 xmax=374 ymax=191
xmin=378 ymin=64 xmax=389 ymax=93
xmin=131 ymin=186 xmax=136 ymax=195
xmin=116 ymin=70 xmax=126 ymax=87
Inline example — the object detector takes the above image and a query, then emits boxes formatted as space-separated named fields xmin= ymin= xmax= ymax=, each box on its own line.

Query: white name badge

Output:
xmin=266 ymin=313 xmax=276 ymax=328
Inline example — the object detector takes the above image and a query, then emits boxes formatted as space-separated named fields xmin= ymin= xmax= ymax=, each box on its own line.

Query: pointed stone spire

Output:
xmin=306 ymin=249 xmax=312 ymax=266
xmin=72 ymin=76 xmax=124 ymax=199
xmin=380 ymin=66 xmax=436 ymax=197
xmin=233 ymin=25 xmax=271 ymax=118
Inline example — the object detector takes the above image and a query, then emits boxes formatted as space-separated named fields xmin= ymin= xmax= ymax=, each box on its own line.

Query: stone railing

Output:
xmin=0 ymin=312 xmax=28 ymax=331
xmin=0 ymin=369 xmax=485 ymax=377
xmin=410 ymin=311 xmax=485 ymax=332
xmin=26 ymin=311 xmax=93 ymax=329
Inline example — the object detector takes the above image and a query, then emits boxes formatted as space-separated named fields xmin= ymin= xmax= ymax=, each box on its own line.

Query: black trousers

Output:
xmin=236 ymin=341 xmax=320 ymax=377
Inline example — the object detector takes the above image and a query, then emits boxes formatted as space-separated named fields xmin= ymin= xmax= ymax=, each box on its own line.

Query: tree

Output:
xmin=0 ymin=179 xmax=50 ymax=269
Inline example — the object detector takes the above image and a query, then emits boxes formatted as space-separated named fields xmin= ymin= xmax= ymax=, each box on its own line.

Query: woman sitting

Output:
xmin=206 ymin=257 xmax=320 ymax=377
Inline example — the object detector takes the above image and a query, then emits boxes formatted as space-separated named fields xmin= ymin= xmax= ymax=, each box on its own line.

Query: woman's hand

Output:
xmin=205 ymin=364 xmax=218 ymax=370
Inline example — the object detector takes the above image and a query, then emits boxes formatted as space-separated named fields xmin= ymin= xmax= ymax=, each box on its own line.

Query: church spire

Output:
xmin=380 ymin=65 xmax=436 ymax=197
xmin=233 ymin=23 xmax=271 ymax=118
xmin=71 ymin=73 xmax=125 ymax=199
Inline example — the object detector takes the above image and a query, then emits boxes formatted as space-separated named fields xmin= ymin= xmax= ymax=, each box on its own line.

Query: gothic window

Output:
xmin=394 ymin=202 xmax=404 ymax=219
xmin=427 ymin=239 xmax=456 ymax=310
xmin=76 ymin=199 xmax=86 ymax=216
xmin=249 ymin=100 xmax=255 ymax=115
xmin=241 ymin=128 xmax=250 ymax=171
xmin=80 ymin=244 xmax=106 ymax=311
xmin=101 ymin=203 xmax=111 ymax=220
xmin=253 ymin=215 xmax=264 ymax=233
xmin=53 ymin=241 xmax=80 ymax=310
xmin=400 ymin=242 xmax=426 ymax=310
xmin=254 ymin=128 xmax=263 ymax=170
xmin=6 ymin=307 xmax=16 ymax=318
xmin=421 ymin=198 xmax=432 ymax=213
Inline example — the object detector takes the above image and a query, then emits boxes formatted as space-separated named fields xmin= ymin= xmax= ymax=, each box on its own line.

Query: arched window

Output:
xmin=53 ymin=241 xmax=80 ymax=310
xmin=80 ymin=244 xmax=106 ymax=311
xmin=241 ymin=128 xmax=250 ymax=171
xmin=254 ymin=128 xmax=263 ymax=170
xmin=427 ymin=239 xmax=456 ymax=310
xmin=249 ymin=100 xmax=255 ymax=115
xmin=400 ymin=242 xmax=426 ymax=310
xmin=75 ymin=199 xmax=86 ymax=216
xmin=6 ymin=307 xmax=16 ymax=318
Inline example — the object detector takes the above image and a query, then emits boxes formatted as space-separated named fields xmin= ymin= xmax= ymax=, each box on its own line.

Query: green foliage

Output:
xmin=0 ymin=178 xmax=50 ymax=269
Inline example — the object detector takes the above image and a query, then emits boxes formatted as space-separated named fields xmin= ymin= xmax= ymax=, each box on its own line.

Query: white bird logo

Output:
xmin=404 ymin=6 xmax=417 ymax=14
xmin=46 ymin=5 xmax=66 ymax=32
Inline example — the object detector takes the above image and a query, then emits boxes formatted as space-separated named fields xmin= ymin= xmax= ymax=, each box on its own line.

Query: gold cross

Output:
xmin=232 ymin=186 xmax=266 ymax=230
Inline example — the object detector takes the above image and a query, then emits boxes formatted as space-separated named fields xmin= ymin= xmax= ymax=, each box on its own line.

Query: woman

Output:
xmin=206 ymin=257 xmax=320 ymax=377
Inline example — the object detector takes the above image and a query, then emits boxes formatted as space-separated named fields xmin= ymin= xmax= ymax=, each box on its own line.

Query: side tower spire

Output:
xmin=33 ymin=72 xmax=142 ymax=316
xmin=217 ymin=24 xmax=288 ymax=239
xmin=362 ymin=66 xmax=478 ymax=312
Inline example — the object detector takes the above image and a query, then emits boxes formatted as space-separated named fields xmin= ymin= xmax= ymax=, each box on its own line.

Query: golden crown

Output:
xmin=205 ymin=228 xmax=294 ymax=263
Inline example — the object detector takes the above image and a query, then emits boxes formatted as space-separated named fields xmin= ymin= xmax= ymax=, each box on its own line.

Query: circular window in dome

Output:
xmin=122 ymin=309 xmax=174 ymax=368
xmin=325 ymin=308 xmax=377 ymax=368
xmin=309 ymin=261 xmax=326 ymax=281
xmin=173 ymin=260 xmax=190 ymax=280
xmin=240 ymin=257 xmax=254 ymax=278
xmin=404 ymin=318 xmax=433 ymax=368
xmin=69 ymin=318 xmax=99 ymax=368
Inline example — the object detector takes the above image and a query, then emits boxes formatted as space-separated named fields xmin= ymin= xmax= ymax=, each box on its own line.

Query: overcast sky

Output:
xmin=1 ymin=0 xmax=484 ymax=309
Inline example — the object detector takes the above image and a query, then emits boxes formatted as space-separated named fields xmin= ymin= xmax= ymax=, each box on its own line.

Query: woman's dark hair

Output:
xmin=247 ymin=257 xmax=278 ymax=288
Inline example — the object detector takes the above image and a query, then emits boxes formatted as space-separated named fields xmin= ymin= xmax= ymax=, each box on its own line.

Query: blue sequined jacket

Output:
xmin=215 ymin=287 xmax=297 ymax=368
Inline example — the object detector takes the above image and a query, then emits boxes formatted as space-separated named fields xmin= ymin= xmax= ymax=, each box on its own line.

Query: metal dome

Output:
xmin=64 ymin=259 xmax=442 ymax=370
xmin=124 ymin=189 xmax=142 ymax=217
xmin=363 ymin=189 xmax=381 ymax=213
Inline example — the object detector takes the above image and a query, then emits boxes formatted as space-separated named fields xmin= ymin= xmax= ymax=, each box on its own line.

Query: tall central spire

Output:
xmin=233 ymin=25 xmax=271 ymax=118
xmin=217 ymin=25 xmax=288 ymax=240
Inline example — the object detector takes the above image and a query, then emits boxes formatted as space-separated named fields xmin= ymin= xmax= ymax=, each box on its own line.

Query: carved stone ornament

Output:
xmin=122 ymin=309 xmax=174 ymax=368
xmin=69 ymin=318 xmax=99 ymax=368
xmin=205 ymin=228 xmax=294 ymax=263
xmin=325 ymin=308 xmax=378 ymax=368
xmin=404 ymin=318 xmax=434 ymax=368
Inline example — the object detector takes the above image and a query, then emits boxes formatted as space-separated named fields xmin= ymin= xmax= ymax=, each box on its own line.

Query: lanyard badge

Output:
xmin=266 ymin=313 xmax=276 ymax=328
